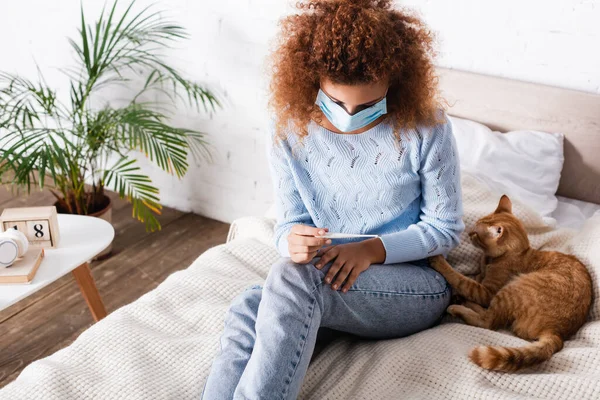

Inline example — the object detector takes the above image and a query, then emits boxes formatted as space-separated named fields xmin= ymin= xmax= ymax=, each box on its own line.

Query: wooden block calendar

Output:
xmin=0 ymin=206 xmax=61 ymax=249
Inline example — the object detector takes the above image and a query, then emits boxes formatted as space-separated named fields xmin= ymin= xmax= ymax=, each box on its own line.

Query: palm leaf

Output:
xmin=102 ymin=157 xmax=162 ymax=231
xmin=0 ymin=73 xmax=63 ymax=129
xmin=114 ymin=105 xmax=200 ymax=177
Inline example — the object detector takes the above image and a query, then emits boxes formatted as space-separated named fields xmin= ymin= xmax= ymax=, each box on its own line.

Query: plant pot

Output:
xmin=54 ymin=194 xmax=113 ymax=261
xmin=88 ymin=196 xmax=113 ymax=260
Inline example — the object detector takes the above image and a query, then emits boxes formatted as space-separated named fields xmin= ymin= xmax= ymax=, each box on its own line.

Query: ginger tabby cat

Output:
xmin=429 ymin=195 xmax=593 ymax=372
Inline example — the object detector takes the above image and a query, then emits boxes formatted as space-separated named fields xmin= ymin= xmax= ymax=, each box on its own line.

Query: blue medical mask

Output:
xmin=315 ymin=88 xmax=387 ymax=132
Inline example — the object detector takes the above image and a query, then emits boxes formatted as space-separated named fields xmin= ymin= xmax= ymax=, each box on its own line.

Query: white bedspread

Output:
xmin=2 ymin=171 xmax=600 ymax=400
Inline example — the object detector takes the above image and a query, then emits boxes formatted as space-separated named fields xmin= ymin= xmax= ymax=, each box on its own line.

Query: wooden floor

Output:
xmin=0 ymin=187 xmax=230 ymax=389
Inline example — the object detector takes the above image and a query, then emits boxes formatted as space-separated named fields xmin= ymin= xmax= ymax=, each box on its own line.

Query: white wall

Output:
xmin=401 ymin=0 xmax=600 ymax=94
xmin=2 ymin=0 xmax=599 ymax=223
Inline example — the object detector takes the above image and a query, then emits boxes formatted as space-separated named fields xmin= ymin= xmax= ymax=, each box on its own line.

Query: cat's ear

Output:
xmin=494 ymin=195 xmax=513 ymax=214
xmin=487 ymin=225 xmax=504 ymax=238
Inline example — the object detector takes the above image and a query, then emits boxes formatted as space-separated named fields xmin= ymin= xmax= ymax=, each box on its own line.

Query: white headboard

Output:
xmin=437 ymin=67 xmax=600 ymax=205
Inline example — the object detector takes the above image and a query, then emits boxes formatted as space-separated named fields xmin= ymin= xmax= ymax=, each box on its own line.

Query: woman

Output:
xmin=201 ymin=0 xmax=464 ymax=398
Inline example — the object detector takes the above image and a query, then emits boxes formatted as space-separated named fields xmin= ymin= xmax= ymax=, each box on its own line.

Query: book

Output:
xmin=0 ymin=248 xmax=45 ymax=284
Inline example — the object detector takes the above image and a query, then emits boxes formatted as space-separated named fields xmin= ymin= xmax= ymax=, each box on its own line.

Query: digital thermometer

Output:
xmin=315 ymin=233 xmax=379 ymax=239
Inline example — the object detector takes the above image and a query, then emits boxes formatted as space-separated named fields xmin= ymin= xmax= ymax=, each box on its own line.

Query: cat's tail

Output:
xmin=468 ymin=332 xmax=563 ymax=372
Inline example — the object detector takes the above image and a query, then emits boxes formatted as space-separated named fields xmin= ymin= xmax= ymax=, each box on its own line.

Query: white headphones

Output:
xmin=0 ymin=228 xmax=29 ymax=268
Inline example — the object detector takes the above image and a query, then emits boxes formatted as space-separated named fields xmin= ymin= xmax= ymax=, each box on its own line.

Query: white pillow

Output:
xmin=449 ymin=116 xmax=564 ymax=221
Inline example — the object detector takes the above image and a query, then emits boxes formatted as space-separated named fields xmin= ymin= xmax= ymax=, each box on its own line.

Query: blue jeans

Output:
xmin=200 ymin=256 xmax=450 ymax=400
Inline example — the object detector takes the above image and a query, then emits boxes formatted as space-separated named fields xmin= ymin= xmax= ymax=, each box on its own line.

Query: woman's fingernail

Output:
xmin=325 ymin=277 xmax=331 ymax=283
xmin=326 ymin=239 xmax=332 ymax=244
xmin=332 ymin=284 xmax=338 ymax=289
xmin=319 ymin=230 xmax=324 ymax=235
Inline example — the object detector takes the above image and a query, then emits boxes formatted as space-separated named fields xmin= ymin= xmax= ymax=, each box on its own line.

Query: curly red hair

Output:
xmin=268 ymin=0 xmax=444 ymax=142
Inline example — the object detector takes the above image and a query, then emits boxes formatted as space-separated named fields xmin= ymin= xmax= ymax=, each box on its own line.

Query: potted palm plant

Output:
xmin=0 ymin=0 xmax=220 ymax=256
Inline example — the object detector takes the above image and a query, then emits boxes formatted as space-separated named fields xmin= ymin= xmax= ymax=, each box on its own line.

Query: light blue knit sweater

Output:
xmin=267 ymin=114 xmax=465 ymax=264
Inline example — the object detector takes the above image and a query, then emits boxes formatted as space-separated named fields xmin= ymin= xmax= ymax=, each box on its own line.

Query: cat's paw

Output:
xmin=428 ymin=255 xmax=448 ymax=272
xmin=447 ymin=304 xmax=461 ymax=316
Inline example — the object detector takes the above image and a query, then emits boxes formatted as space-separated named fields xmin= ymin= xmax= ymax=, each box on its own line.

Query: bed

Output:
xmin=1 ymin=68 xmax=600 ymax=400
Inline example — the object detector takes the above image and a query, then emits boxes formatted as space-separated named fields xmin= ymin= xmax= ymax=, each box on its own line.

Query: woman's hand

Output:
xmin=314 ymin=238 xmax=386 ymax=293
xmin=288 ymin=224 xmax=332 ymax=264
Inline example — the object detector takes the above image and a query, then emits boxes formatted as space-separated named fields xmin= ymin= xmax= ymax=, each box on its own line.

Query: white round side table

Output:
xmin=0 ymin=214 xmax=115 ymax=321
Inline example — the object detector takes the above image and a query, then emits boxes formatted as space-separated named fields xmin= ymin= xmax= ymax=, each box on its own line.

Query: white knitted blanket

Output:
xmin=2 ymin=171 xmax=600 ymax=400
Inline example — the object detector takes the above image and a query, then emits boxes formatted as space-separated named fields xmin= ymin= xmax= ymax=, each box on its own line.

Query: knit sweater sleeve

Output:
xmin=378 ymin=116 xmax=465 ymax=264
xmin=266 ymin=126 xmax=316 ymax=257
